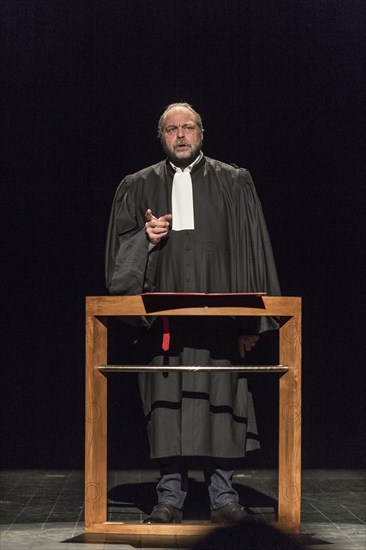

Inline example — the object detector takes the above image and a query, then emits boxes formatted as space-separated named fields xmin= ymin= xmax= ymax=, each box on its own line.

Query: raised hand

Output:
xmin=145 ymin=209 xmax=172 ymax=244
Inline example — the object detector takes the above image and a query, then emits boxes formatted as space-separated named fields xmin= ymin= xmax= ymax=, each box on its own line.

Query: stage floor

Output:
xmin=1 ymin=469 xmax=365 ymax=549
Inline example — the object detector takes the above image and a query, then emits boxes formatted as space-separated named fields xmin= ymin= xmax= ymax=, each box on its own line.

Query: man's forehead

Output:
xmin=164 ymin=107 xmax=196 ymax=123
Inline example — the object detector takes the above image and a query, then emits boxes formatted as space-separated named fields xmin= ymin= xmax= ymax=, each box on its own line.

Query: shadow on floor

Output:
xmin=63 ymin=531 xmax=329 ymax=548
xmin=63 ymin=532 xmax=196 ymax=547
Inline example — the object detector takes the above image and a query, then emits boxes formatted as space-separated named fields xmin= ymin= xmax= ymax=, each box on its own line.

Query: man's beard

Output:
xmin=162 ymin=139 xmax=202 ymax=169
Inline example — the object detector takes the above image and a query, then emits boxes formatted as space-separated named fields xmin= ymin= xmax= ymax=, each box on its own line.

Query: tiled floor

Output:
xmin=0 ymin=469 xmax=365 ymax=549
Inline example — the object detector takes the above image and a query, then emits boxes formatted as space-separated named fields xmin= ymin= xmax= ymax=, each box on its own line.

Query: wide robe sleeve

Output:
xmin=235 ymin=168 xmax=281 ymax=333
xmin=105 ymin=177 xmax=159 ymax=295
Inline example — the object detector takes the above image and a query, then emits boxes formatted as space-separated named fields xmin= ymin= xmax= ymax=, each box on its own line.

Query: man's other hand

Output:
xmin=238 ymin=335 xmax=260 ymax=359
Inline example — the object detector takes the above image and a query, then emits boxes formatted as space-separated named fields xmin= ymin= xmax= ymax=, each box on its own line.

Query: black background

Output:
xmin=1 ymin=0 xmax=365 ymax=470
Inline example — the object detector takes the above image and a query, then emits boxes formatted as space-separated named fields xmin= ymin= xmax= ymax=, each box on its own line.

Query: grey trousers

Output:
xmin=156 ymin=464 xmax=239 ymax=510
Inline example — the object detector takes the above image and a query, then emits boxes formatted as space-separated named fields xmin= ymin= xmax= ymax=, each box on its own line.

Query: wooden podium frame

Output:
xmin=85 ymin=294 xmax=301 ymax=534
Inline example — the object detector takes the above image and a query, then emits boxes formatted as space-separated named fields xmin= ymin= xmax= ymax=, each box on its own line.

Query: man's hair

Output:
xmin=157 ymin=102 xmax=204 ymax=138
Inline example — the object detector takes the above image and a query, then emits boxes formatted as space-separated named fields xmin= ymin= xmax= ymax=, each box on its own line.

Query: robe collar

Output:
xmin=166 ymin=152 xmax=206 ymax=176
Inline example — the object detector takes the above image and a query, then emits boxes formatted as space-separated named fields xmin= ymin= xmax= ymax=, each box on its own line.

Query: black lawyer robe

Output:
xmin=105 ymin=155 xmax=281 ymax=458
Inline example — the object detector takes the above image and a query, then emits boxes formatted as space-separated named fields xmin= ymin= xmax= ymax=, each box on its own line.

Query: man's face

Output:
xmin=160 ymin=107 xmax=203 ymax=168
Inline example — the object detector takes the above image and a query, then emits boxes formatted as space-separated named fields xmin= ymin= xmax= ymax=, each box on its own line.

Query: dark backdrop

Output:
xmin=1 ymin=0 xmax=365 ymax=470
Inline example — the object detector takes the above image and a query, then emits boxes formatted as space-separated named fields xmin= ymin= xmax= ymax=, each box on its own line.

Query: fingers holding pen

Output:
xmin=145 ymin=209 xmax=172 ymax=244
xmin=145 ymin=209 xmax=155 ymax=223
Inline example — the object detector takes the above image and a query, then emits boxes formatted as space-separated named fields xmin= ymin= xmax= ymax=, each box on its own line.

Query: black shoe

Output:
xmin=143 ymin=502 xmax=183 ymax=524
xmin=211 ymin=501 xmax=248 ymax=524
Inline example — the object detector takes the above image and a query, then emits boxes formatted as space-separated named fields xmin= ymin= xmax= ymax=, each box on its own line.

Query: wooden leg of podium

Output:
xmin=278 ymin=314 xmax=302 ymax=532
xmin=85 ymin=314 xmax=108 ymax=531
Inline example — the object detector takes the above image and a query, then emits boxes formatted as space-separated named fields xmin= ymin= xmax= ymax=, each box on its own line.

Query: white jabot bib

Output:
xmin=171 ymin=152 xmax=202 ymax=231
xmin=172 ymin=171 xmax=194 ymax=230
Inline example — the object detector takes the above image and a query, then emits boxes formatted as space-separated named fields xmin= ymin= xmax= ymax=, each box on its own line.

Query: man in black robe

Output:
xmin=105 ymin=102 xmax=280 ymax=523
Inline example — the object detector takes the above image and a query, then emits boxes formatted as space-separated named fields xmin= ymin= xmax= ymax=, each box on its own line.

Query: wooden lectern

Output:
xmin=85 ymin=294 xmax=301 ymax=534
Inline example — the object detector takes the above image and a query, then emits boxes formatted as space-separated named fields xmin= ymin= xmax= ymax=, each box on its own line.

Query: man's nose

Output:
xmin=177 ymin=125 xmax=185 ymax=137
